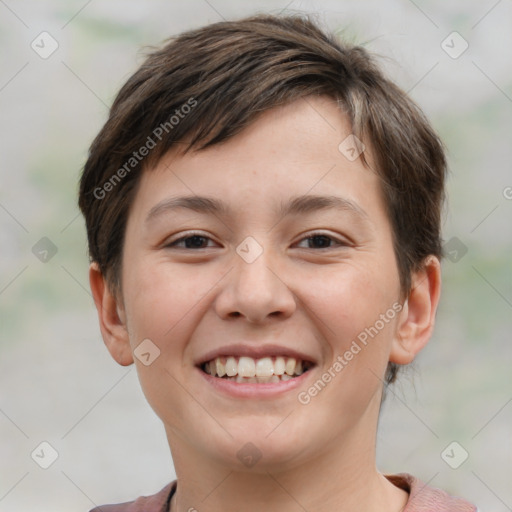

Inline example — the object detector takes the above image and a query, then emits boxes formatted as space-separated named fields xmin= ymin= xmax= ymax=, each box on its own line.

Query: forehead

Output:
xmin=128 ymin=96 xmax=387 ymax=229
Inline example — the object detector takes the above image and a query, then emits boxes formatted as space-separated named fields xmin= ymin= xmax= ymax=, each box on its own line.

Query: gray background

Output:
xmin=1 ymin=1 xmax=511 ymax=511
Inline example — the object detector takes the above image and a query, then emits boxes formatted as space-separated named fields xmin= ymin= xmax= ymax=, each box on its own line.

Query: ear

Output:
xmin=390 ymin=255 xmax=442 ymax=365
xmin=89 ymin=262 xmax=134 ymax=366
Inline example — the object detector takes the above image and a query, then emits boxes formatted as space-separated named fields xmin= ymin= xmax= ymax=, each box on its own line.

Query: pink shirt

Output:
xmin=90 ymin=473 xmax=477 ymax=511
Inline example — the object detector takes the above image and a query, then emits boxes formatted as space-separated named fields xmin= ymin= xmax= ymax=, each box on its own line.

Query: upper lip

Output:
xmin=195 ymin=344 xmax=317 ymax=366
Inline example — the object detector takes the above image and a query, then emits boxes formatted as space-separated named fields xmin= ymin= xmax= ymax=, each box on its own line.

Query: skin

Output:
xmin=90 ymin=96 xmax=441 ymax=512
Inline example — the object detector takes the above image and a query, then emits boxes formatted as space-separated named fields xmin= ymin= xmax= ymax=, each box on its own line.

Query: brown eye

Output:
xmin=166 ymin=233 xmax=216 ymax=249
xmin=295 ymin=232 xmax=348 ymax=249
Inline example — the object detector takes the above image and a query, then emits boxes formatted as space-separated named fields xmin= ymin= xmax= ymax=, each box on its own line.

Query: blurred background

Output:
xmin=0 ymin=1 xmax=511 ymax=511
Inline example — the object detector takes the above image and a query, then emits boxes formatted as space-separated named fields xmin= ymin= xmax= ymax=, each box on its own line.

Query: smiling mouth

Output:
xmin=200 ymin=356 xmax=314 ymax=383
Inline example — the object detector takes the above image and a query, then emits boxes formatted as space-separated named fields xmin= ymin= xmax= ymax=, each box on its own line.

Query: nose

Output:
xmin=214 ymin=245 xmax=296 ymax=324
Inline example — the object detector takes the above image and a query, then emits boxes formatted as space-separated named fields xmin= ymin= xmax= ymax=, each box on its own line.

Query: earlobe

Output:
xmin=89 ymin=262 xmax=134 ymax=366
xmin=390 ymin=256 xmax=442 ymax=365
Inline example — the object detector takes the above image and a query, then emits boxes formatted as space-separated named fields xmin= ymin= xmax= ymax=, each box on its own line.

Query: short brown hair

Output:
xmin=78 ymin=14 xmax=447 ymax=384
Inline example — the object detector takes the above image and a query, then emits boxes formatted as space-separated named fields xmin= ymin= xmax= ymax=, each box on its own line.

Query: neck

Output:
xmin=166 ymin=405 xmax=408 ymax=512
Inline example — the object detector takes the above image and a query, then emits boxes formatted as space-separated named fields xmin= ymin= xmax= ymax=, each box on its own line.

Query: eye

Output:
xmin=165 ymin=232 xmax=217 ymax=249
xmin=295 ymin=232 xmax=348 ymax=250
xmin=165 ymin=231 xmax=349 ymax=250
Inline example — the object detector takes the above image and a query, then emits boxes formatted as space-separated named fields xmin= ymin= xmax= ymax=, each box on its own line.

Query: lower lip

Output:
xmin=196 ymin=367 xmax=314 ymax=398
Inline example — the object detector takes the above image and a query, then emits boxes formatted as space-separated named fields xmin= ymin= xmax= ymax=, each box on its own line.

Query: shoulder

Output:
xmin=386 ymin=473 xmax=477 ymax=512
xmin=89 ymin=481 xmax=176 ymax=512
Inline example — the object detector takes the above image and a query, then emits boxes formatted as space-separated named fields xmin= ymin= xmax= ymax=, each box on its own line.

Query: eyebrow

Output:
xmin=145 ymin=194 xmax=369 ymax=224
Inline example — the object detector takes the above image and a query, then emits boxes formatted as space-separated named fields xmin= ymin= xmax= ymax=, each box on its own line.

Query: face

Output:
xmin=102 ymin=96 xmax=425 ymax=472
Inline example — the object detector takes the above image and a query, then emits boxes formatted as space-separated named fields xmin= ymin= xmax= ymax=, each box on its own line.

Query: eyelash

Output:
xmin=166 ymin=231 xmax=349 ymax=250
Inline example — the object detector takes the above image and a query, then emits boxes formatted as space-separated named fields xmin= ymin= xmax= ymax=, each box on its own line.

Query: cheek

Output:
xmin=123 ymin=260 xmax=195 ymax=344
xmin=308 ymin=257 xmax=399 ymax=343
xmin=121 ymin=262 xmax=202 ymax=425
xmin=301 ymin=254 xmax=401 ymax=415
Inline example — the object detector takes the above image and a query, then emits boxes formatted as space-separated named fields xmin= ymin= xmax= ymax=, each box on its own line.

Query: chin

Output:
xmin=205 ymin=420 xmax=311 ymax=472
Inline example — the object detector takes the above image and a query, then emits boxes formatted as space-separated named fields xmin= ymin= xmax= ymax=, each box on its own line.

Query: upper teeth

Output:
xmin=204 ymin=356 xmax=309 ymax=378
